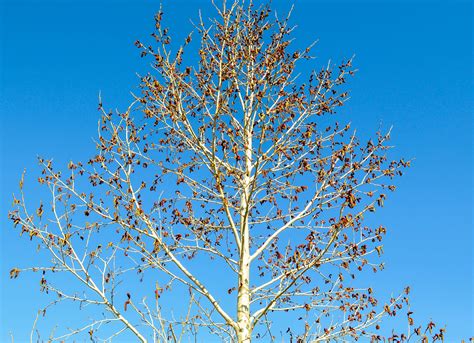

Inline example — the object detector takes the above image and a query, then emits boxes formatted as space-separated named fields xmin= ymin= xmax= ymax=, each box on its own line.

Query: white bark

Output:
xmin=237 ymin=94 xmax=253 ymax=342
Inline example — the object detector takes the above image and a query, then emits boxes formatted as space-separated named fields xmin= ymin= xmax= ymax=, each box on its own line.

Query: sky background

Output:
xmin=1 ymin=0 xmax=472 ymax=341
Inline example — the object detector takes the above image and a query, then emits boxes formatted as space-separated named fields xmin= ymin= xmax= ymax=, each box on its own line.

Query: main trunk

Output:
xmin=237 ymin=244 xmax=251 ymax=342
xmin=237 ymin=105 xmax=253 ymax=342
xmin=237 ymin=177 xmax=252 ymax=341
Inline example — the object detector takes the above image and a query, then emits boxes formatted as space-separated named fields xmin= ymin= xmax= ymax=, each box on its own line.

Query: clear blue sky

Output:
xmin=1 ymin=0 xmax=472 ymax=341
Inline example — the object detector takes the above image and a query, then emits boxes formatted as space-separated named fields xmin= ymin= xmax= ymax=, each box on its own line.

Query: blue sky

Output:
xmin=1 ymin=0 xmax=472 ymax=341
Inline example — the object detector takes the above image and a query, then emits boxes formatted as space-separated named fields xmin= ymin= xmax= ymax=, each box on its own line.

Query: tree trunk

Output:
xmin=236 ymin=227 xmax=251 ymax=343
xmin=237 ymin=248 xmax=251 ymax=342
xmin=237 ymin=103 xmax=253 ymax=342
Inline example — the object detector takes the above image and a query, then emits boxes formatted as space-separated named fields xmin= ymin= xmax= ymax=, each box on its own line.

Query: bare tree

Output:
xmin=9 ymin=1 xmax=445 ymax=342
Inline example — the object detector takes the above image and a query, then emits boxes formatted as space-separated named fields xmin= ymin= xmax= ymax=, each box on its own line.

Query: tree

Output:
xmin=9 ymin=1 xmax=444 ymax=342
